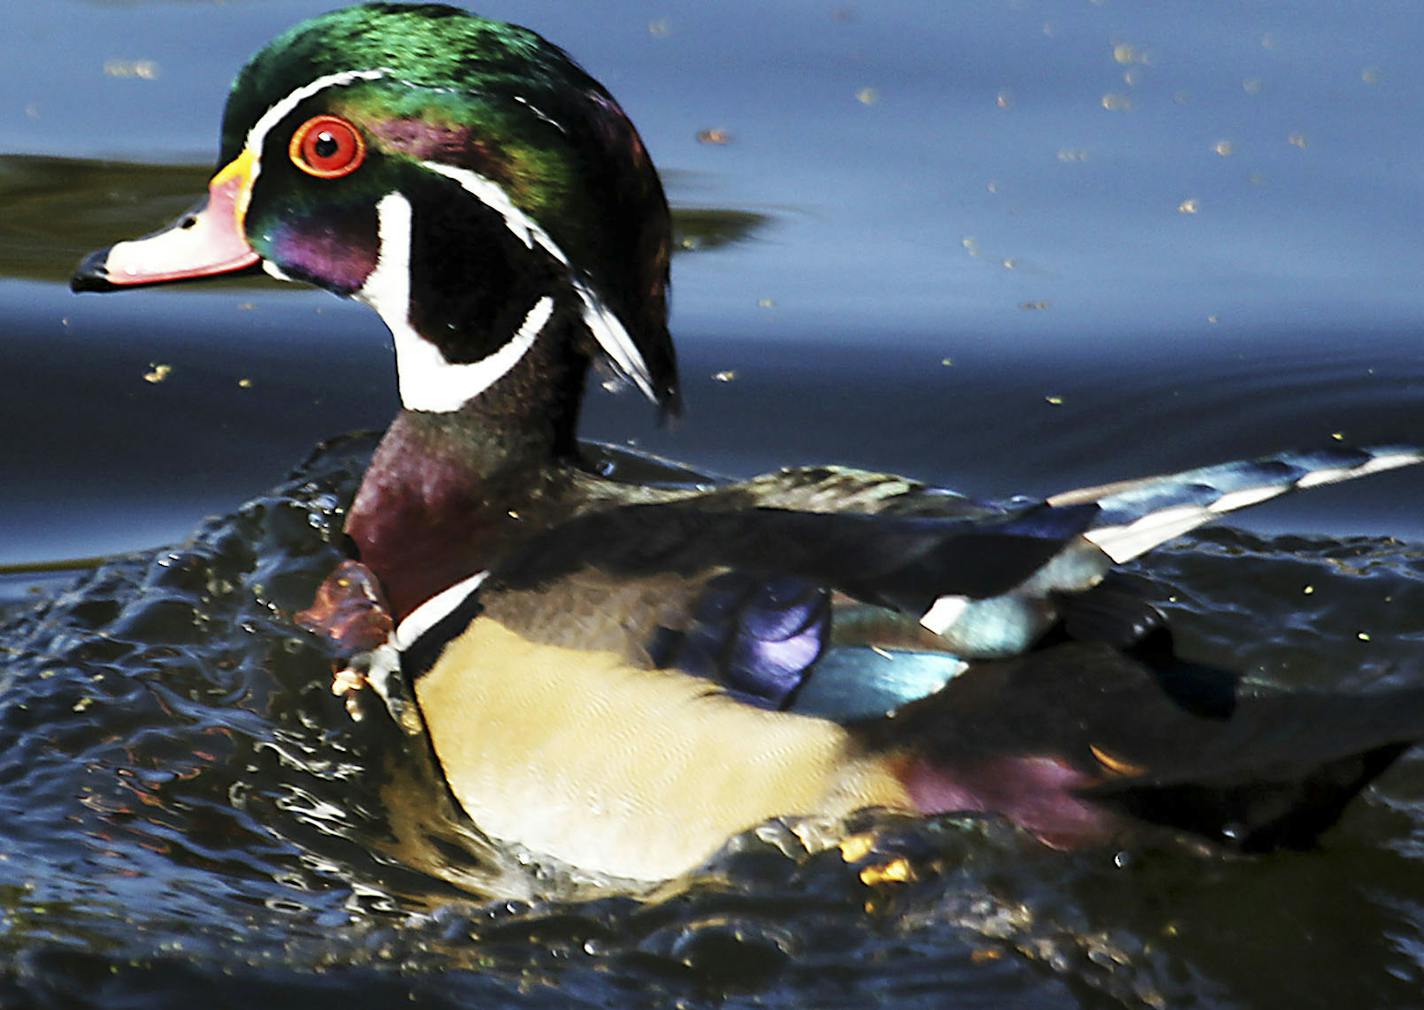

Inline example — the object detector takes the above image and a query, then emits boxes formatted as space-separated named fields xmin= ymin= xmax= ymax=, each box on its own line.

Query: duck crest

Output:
xmin=223 ymin=3 xmax=680 ymax=415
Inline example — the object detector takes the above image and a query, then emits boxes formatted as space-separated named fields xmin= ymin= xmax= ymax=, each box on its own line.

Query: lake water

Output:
xmin=2 ymin=1 xmax=1423 ymax=1007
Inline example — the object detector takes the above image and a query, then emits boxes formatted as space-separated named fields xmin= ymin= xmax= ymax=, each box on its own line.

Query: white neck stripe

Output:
xmin=359 ymin=192 xmax=557 ymax=413
xmin=420 ymin=161 xmax=657 ymax=402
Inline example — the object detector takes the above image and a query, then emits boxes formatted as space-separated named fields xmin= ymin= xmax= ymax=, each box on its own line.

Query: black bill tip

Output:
xmin=71 ymin=247 xmax=117 ymax=293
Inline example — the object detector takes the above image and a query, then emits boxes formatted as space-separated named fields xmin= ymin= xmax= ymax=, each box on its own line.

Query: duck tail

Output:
xmin=1046 ymin=444 xmax=1423 ymax=564
xmin=1088 ymin=684 xmax=1424 ymax=851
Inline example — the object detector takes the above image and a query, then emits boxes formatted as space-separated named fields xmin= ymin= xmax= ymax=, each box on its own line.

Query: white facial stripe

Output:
xmin=513 ymin=95 xmax=567 ymax=133
xmin=421 ymin=160 xmax=558 ymax=257
xmin=420 ymin=160 xmax=658 ymax=402
xmin=359 ymin=192 xmax=556 ymax=413
xmin=244 ymin=67 xmax=391 ymax=174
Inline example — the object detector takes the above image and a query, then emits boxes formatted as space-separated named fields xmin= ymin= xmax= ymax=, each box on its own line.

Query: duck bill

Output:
xmin=71 ymin=150 xmax=261 ymax=292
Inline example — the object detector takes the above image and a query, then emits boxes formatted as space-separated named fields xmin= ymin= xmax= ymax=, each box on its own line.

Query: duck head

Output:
xmin=72 ymin=3 xmax=678 ymax=419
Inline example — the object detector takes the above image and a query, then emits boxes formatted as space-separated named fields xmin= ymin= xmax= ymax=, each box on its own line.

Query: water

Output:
xmin=2 ymin=1 xmax=1424 ymax=1006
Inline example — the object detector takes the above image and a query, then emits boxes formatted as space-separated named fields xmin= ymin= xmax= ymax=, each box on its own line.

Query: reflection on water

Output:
xmin=0 ymin=156 xmax=205 ymax=284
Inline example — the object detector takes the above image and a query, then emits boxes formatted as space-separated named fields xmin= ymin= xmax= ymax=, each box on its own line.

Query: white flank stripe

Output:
xmin=1360 ymin=450 xmax=1424 ymax=474
xmin=1078 ymin=447 xmax=1424 ymax=563
xmin=420 ymin=160 xmax=658 ymax=402
xmin=919 ymin=594 xmax=969 ymax=635
xmin=1083 ymin=504 xmax=1212 ymax=564
xmin=359 ymin=193 xmax=554 ymax=412
xmin=1209 ymin=484 xmax=1288 ymax=513
xmin=1294 ymin=467 xmax=1354 ymax=489
xmin=394 ymin=570 xmax=490 ymax=651
xmin=1297 ymin=450 xmax=1421 ymax=488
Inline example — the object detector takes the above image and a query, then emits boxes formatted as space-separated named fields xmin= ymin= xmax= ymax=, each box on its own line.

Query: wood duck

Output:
xmin=72 ymin=3 xmax=1424 ymax=884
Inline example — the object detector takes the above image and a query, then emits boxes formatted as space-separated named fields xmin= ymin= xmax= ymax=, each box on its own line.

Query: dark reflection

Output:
xmin=671 ymin=207 xmax=770 ymax=253
xmin=0 ymin=155 xmax=770 ymax=286
xmin=0 ymin=156 xmax=207 ymax=284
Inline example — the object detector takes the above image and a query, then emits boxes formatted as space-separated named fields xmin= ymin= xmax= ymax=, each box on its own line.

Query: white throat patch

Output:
xmin=359 ymin=192 xmax=555 ymax=413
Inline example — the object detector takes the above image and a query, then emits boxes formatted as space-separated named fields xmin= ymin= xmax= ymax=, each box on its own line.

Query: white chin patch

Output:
xmin=262 ymin=260 xmax=294 ymax=283
xmin=357 ymin=192 xmax=555 ymax=413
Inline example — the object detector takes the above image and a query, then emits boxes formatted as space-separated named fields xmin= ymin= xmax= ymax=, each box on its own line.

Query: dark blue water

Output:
xmin=2 ymin=2 xmax=1424 ymax=1007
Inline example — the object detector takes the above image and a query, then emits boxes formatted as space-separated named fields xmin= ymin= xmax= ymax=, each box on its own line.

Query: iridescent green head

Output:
xmin=74 ymin=3 xmax=678 ymax=416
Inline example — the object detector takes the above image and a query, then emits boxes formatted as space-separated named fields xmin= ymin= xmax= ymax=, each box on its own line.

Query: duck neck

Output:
xmin=345 ymin=317 xmax=589 ymax=620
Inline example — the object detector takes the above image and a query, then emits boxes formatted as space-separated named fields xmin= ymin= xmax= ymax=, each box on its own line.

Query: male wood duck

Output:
xmin=73 ymin=3 xmax=1424 ymax=884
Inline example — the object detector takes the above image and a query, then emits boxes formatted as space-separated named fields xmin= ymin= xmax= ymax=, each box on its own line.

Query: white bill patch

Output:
xmin=359 ymin=193 xmax=554 ymax=412
xmin=420 ymin=161 xmax=657 ymax=402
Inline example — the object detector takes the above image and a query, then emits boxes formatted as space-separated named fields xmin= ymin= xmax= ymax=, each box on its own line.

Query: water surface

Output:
xmin=2 ymin=1 xmax=1423 ymax=1007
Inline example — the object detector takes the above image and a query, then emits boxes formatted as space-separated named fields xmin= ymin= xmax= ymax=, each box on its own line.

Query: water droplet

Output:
xmin=1112 ymin=43 xmax=1146 ymax=65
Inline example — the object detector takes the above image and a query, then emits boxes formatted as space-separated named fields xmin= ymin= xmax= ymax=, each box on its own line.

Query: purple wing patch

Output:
xmin=649 ymin=572 xmax=828 ymax=709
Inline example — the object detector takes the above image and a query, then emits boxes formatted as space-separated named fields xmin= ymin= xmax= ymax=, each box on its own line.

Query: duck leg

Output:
xmin=296 ymin=560 xmax=395 ymax=714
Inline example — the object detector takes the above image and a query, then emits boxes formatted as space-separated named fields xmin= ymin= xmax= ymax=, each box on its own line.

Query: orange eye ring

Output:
xmin=289 ymin=115 xmax=366 ymax=179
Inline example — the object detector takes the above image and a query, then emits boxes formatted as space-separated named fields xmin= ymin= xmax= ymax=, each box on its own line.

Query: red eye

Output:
xmin=289 ymin=115 xmax=365 ymax=179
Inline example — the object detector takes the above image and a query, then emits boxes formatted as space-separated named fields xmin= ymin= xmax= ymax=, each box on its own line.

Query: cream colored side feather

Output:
xmin=415 ymin=618 xmax=909 ymax=881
